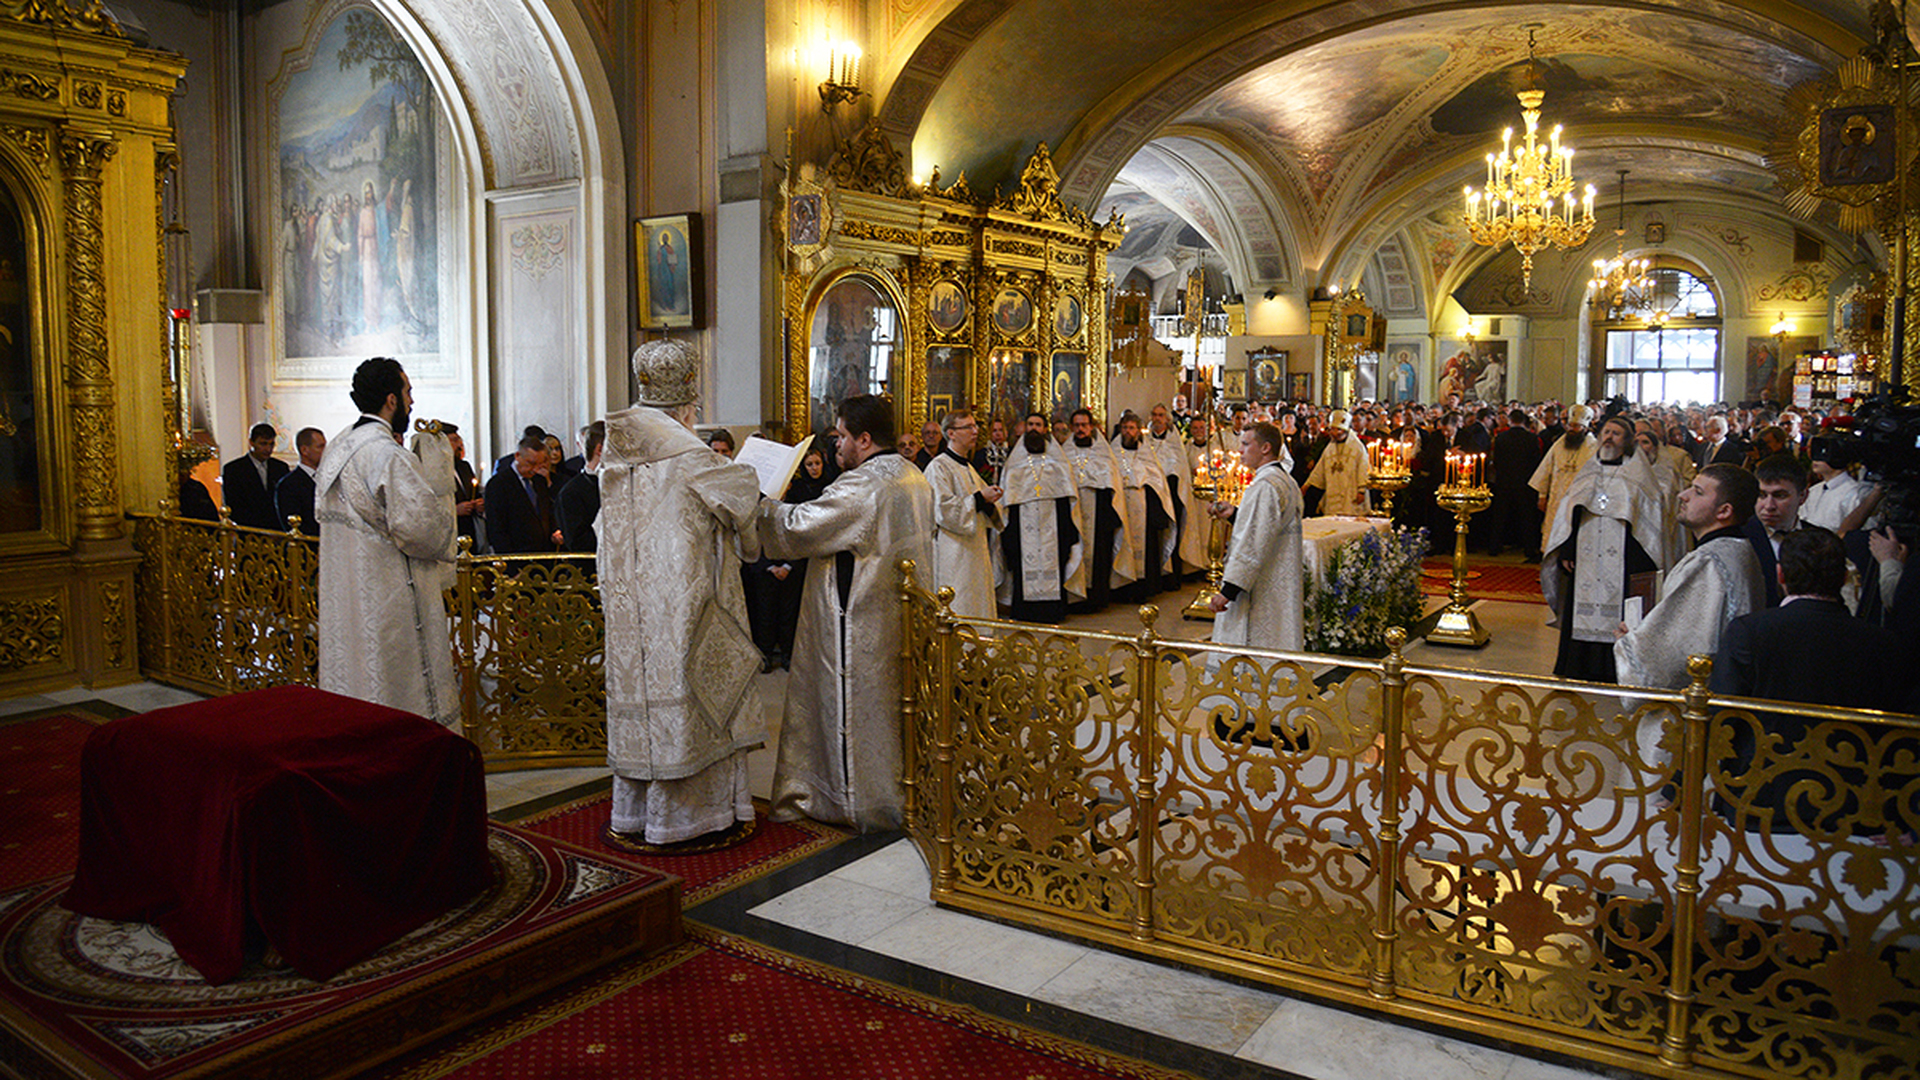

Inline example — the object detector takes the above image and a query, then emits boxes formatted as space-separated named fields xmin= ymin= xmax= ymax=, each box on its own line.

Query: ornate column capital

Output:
xmin=57 ymin=126 xmax=115 ymax=177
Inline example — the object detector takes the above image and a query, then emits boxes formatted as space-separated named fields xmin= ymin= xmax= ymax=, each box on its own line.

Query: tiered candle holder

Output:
xmin=1183 ymin=446 xmax=1250 ymax=621
xmin=1428 ymin=450 xmax=1491 ymax=647
xmin=1367 ymin=438 xmax=1412 ymax=519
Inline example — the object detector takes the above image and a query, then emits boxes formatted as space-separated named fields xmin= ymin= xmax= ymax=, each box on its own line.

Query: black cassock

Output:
xmin=1001 ymin=496 xmax=1080 ymax=625
xmin=1549 ymin=505 xmax=1656 ymax=683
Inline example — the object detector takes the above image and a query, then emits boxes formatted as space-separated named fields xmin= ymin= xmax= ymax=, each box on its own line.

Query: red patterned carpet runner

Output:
xmin=372 ymin=927 xmax=1195 ymax=1080
xmin=0 ymin=713 xmax=96 ymax=891
xmin=515 ymin=793 xmax=847 ymax=903
xmin=1419 ymin=557 xmax=1546 ymax=605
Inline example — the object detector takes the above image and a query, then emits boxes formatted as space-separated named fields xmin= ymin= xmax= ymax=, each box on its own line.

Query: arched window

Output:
xmin=1600 ymin=266 xmax=1721 ymax=403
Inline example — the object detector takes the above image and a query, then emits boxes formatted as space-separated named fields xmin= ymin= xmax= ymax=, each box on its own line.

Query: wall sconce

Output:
xmin=1770 ymin=312 xmax=1796 ymax=339
xmin=1458 ymin=320 xmax=1476 ymax=344
xmin=1262 ymin=288 xmax=1277 ymax=301
xmin=818 ymin=42 xmax=864 ymax=113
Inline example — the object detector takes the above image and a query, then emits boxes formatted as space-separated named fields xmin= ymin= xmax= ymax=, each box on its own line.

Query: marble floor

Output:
xmin=8 ymin=570 xmax=1643 ymax=1079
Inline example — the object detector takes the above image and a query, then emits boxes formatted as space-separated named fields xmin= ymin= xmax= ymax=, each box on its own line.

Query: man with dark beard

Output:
xmin=1530 ymin=403 xmax=1597 ymax=607
xmin=1112 ymin=412 xmax=1174 ymax=601
xmin=1061 ymin=408 xmax=1133 ymax=611
xmin=1543 ymin=413 xmax=1670 ymax=682
xmin=999 ymin=429 xmax=1081 ymax=623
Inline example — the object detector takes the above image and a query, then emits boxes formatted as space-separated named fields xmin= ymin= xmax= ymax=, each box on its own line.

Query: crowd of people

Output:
xmin=211 ymin=347 xmax=1914 ymax=851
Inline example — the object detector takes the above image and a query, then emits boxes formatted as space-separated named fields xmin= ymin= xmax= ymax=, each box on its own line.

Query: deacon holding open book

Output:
xmin=926 ymin=408 xmax=1004 ymax=619
xmin=598 ymin=340 xmax=765 ymax=851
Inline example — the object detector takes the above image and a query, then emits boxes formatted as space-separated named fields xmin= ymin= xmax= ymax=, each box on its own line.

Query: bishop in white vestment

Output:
xmin=1208 ymin=424 xmax=1305 ymax=653
xmin=758 ymin=396 xmax=934 ymax=831
xmin=599 ymin=340 xmax=765 ymax=847
xmin=925 ymin=410 xmax=1004 ymax=620
xmin=315 ymin=358 xmax=460 ymax=728
xmin=1304 ymin=411 xmax=1371 ymax=516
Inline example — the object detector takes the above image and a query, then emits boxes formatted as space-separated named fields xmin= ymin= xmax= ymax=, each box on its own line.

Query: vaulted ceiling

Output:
xmin=876 ymin=0 xmax=1881 ymax=318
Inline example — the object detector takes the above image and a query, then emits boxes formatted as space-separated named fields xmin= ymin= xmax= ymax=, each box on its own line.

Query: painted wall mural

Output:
xmin=277 ymin=9 xmax=439 ymax=373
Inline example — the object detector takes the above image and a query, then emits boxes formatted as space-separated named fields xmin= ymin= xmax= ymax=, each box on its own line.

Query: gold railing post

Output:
xmin=1660 ymin=654 xmax=1713 ymax=1070
xmin=155 ymin=500 xmax=177 ymax=682
xmin=932 ymin=582 xmax=958 ymax=897
xmin=285 ymin=517 xmax=309 ymax=685
xmin=1370 ymin=627 xmax=1408 ymax=999
xmin=1131 ymin=604 xmax=1160 ymax=942
xmin=455 ymin=538 xmax=479 ymax=743
xmin=217 ymin=507 xmax=239 ymax=693
xmin=898 ymin=559 xmax=921 ymax=827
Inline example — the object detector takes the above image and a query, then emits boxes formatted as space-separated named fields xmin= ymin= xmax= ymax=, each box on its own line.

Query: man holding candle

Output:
xmin=1304 ymin=409 xmax=1371 ymax=516
xmin=1207 ymin=421 xmax=1304 ymax=653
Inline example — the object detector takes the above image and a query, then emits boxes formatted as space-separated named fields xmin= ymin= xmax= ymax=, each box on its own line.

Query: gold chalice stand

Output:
xmin=1367 ymin=441 xmax=1412 ymax=520
xmin=1427 ymin=452 xmax=1491 ymax=647
xmin=1182 ymin=449 xmax=1248 ymax=621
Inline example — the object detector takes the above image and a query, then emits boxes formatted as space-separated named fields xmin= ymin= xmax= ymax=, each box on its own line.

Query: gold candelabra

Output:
xmin=1427 ymin=450 xmax=1491 ymax=647
xmin=1182 ymin=446 xmax=1251 ymax=621
xmin=1366 ymin=438 xmax=1412 ymax=519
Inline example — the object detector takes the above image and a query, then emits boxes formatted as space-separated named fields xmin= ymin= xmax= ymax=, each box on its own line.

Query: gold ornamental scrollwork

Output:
xmin=0 ymin=124 xmax=49 ymax=175
xmin=0 ymin=595 xmax=64 ymax=670
xmin=60 ymin=126 xmax=121 ymax=540
xmin=0 ymin=68 xmax=59 ymax=101
xmin=995 ymin=143 xmax=1094 ymax=228
xmin=0 ymin=0 xmax=122 ymax=37
xmin=100 ymin=579 xmax=125 ymax=668
xmin=828 ymin=119 xmax=910 ymax=199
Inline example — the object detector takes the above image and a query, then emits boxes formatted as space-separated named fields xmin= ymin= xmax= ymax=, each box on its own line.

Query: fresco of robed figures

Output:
xmin=278 ymin=10 xmax=438 ymax=365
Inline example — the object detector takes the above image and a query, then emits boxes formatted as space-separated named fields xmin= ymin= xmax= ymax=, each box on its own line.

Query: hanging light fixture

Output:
xmin=1589 ymin=168 xmax=1654 ymax=317
xmin=1462 ymin=27 xmax=1595 ymax=289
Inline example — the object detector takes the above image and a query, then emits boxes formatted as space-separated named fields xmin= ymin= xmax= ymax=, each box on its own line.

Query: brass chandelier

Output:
xmin=1589 ymin=168 xmax=1653 ymax=318
xmin=1462 ymin=28 xmax=1595 ymax=288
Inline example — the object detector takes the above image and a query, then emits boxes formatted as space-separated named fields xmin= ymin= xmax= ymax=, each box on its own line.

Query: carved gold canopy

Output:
xmin=778 ymin=125 xmax=1124 ymax=440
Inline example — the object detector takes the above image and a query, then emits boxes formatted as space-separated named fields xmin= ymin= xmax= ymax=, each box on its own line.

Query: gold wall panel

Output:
xmin=0 ymin=589 xmax=65 ymax=673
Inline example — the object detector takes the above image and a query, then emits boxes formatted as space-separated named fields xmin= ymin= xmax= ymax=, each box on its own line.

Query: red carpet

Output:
xmin=1420 ymin=557 xmax=1546 ymax=605
xmin=516 ymin=792 xmax=848 ymax=903
xmin=0 ymin=713 xmax=98 ymax=891
xmin=372 ymin=927 xmax=1194 ymax=1080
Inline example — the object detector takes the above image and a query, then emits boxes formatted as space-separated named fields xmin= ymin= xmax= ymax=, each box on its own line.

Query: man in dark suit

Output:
xmin=1712 ymin=528 xmax=1915 ymax=836
xmin=1743 ymin=453 xmax=1812 ymax=608
xmin=494 ymin=424 xmax=547 ymax=477
xmin=1487 ymin=408 xmax=1544 ymax=559
xmin=554 ymin=420 xmax=604 ymax=554
xmin=273 ymin=427 xmax=326 ymax=536
xmin=221 ymin=423 xmax=290 ymax=530
xmin=484 ymin=434 xmax=558 ymax=554
xmin=1696 ymin=415 xmax=1743 ymax=468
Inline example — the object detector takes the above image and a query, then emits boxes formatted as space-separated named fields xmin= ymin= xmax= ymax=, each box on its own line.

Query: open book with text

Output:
xmin=733 ymin=433 xmax=815 ymax=499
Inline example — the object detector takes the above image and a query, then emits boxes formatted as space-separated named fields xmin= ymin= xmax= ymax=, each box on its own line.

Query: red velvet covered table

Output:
xmin=62 ymin=685 xmax=493 ymax=985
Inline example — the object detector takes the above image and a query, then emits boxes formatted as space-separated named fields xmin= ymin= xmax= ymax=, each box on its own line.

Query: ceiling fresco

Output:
xmin=886 ymin=0 xmax=1872 ymax=306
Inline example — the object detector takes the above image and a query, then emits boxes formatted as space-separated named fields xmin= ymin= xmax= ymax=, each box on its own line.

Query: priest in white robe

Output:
xmin=1112 ymin=413 xmax=1176 ymax=600
xmin=1530 ymin=404 xmax=1597 ymax=615
xmin=999 ymin=430 xmax=1082 ymax=623
xmin=1545 ymin=414 xmax=1671 ymax=682
xmin=1207 ymin=421 xmax=1305 ymax=652
xmin=1180 ymin=416 xmax=1219 ymax=577
xmin=1304 ymin=410 xmax=1371 ymax=516
xmin=1147 ymin=404 xmax=1195 ymax=587
xmin=599 ymin=340 xmax=765 ymax=849
xmin=1615 ymin=464 xmax=1765 ymax=689
xmin=925 ymin=409 xmax=1004 ymax=620
xmin=757 ymin=395 xmax=934 ymax=831
xmin=1061 ymin=407 xmax=1136 ymax=610
xmin=315 ymin=357 xmax=460 ymax=728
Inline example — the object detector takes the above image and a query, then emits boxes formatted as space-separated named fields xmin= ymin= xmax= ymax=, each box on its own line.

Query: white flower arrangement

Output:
xmin=1305 ymin=525 xmax=1429 ymax=656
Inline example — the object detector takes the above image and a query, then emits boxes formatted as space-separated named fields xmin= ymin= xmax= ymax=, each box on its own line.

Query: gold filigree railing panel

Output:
xmin=129 ymin=510 xmax=607 ymax=771
xmin=454 ymin=552 xmax=605 ymax=768
xmin=899 ymin=570 xmax=1920 ymax=1080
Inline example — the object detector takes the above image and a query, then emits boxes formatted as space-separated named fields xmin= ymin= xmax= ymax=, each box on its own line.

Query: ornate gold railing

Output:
xmin=129 ymin=509 xmax=605 ymax=771
xmin=897 ymin=561 xmax=1920 ymax=1080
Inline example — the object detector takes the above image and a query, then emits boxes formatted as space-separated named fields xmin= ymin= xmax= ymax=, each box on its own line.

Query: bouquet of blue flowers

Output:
xmin=1305 ymin=526 xmax=1428 ymax=656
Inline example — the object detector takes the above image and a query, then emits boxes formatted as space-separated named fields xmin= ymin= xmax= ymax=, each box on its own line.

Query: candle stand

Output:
xmin=1182 ymin=447 xmax=1248 ymax=621
xmin=1368 ymin=466 xmax=1410 ymax=520
xmin=1427 ymin=482 xmax=1493 ymax=647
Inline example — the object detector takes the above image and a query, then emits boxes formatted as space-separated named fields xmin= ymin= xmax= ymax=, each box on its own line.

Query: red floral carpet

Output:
xmin=371 ymin=927 xmax=1194 ymax=1080
xmin=1419 ymin=557 xmax=1546 ymax=605
xmin=0 ymin=712 xmax=98 ymax=890
xmin=515 ymin=792 xmax=848 ymax=903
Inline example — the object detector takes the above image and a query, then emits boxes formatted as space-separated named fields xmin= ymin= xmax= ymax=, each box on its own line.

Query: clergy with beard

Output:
xmin=1545 ymin=413 xmax=1670 ymax=682
xmin=925 ymin=408 xmax=1004 ymax=620
xmin=1303 ymin=409 xmax=1371 ymax=516
xmin=1061 ymin=408 xmax=1136 ymax=611
xmin=999 ymin=429 xmax=1082 ymax=623
xmin=314 ymin=357 xmax=460 ymax=728
xmin=1112 ymin=412 xmax=1176 ymax=601
xmin=757 ymin=395 xmax=934 ymax=831
xmin=1181 ymin=415 xmax=1217 ymax=578
xmin=1530 ymin=403 xmax=1597 ymax=620
xmin=1613 ymin=463 xmax=1765 ymax=690
xmin=1147 ymin=404 xmax=1194 ymax=591
xmin=1207 ymin=421 xmax=1305 ymax=652
xmin=599 ymin=341 xmax=764 ymax=849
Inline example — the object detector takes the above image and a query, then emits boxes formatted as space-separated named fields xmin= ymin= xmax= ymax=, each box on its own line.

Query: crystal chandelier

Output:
xmin=1589 ymin=168 xmax=1653 ymax=318
xmin=1462 ymin=28 xmax=1595 ymax=288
